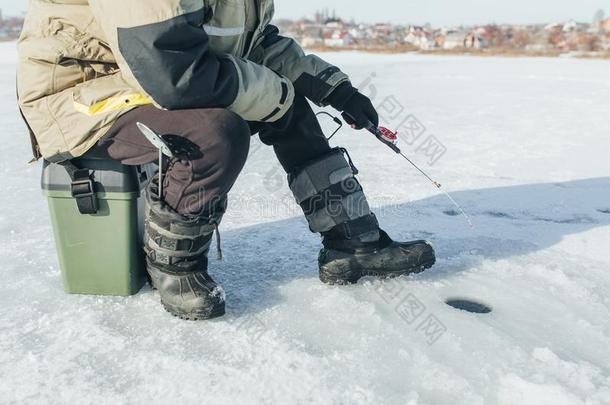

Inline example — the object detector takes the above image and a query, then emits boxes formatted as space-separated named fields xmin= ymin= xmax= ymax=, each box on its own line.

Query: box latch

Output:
xmin=69 ymin=168 xmax=98 ymax=215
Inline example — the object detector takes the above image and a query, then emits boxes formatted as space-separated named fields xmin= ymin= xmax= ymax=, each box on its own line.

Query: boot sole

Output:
xmin=161 ymin=301 xmax=226 ymax=321
xmin=319 ymin=256 xmax=436 ymax=286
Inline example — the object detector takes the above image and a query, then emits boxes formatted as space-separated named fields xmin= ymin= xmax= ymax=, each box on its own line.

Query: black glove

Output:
xmin=326 ymin=82 xmax=379 ymax=130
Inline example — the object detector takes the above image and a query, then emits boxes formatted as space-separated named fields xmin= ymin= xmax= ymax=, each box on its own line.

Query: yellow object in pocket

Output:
xmin=74 ymin=93 xmax=153 ymax=116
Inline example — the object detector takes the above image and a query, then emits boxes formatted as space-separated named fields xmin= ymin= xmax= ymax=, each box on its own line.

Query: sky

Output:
xmin=1 ymin=0 xmax=608 ymax=26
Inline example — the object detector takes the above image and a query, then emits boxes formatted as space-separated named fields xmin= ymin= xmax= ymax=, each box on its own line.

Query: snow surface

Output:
xmin=1 ymin=42 xmax=610 ymax=404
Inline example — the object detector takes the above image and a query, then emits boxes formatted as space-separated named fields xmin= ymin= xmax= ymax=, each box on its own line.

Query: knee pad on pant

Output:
xmin=288 ymin=148 xmax=379 ymax=241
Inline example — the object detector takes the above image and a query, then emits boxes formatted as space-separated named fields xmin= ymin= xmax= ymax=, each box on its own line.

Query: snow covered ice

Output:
xmin=1 ymin=42 xmax=610 ymax=404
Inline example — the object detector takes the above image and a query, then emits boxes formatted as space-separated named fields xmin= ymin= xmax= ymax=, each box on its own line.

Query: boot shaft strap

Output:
xmin=289 ymin=148 xmax=376 ymax=235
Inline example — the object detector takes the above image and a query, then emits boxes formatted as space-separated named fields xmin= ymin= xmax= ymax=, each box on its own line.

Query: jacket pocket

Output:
xmin=72 ymin=74 xmax=152 ymax=117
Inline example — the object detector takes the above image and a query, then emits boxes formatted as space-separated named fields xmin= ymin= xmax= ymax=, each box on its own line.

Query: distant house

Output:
xmin=286 ymin=13 xmax=609 ymax=55
xmin=600 ymin=19 xmax=610 ymax=32
xmin=443 ymin=32 xmax=467 ymax=49
xmin=347 ymin=27 xmax=364 ymax=41
xmin=301 ymin=36 xmax=323 ymax=48
xmin=544 ymin=22 xmax=563 ymax=31
xmin=562 ymin=20 xmax=578 ymax=32
xmin=601 ymin=33 xmax=610 ymax=50
xmin=405 ymin=33 xmax=434 ymax=49
xmin=548 ymin=28 xmax=567 ymax=50
xmin=374 ymin=23 xmax=393 ymax=37
xmin=324 ymin=30 xmax=351 ymax=47
xmin=325 ymin=19 xmax=345 ymax=30
xmin=404 ymin=26 xmax=435 ymax=49
xmin=464 ymin=32 xmax=483 ymax=49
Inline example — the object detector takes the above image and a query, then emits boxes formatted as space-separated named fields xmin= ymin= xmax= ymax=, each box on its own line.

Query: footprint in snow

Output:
xmin=531 ymin=215 xmax=597 ymax=225
xmin=483 ymin=211 xmax=516 ymax=219
xmin=443 ymin=209 xmax=515 ymax=220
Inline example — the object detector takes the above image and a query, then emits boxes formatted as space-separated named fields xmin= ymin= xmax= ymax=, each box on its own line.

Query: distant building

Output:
xmin=464 ymin=32 xmax=483 ymax=49
xmin=372 ymin=23 xmax=393 ymax=40
xmin=301 ymin=36 xmax=323 ymax=48
xmin=601 ymin=33 xmax=610 ymax=50
xmin=562 ymin=20 xmax=578 ymax=32
xmin=279 ymin=12 xmax=609 ymax=56
xmin=600 ymin=19 xmax=610 ymax=32
xmin=324 ymin=19 xmax=345 ymax=30
xmin=324 ymin=31 xmax=352 ymax=47
xmin=404 ymin=27 xmax=435 ymax=49
xmin=443 ymin=32 xmax=467 ymax=49
xmin=544 ymin=22 xmax=563 ymax=31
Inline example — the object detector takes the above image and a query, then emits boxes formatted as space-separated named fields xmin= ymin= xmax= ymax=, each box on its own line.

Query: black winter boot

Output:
xmin=144 ymin=178 xmax=225 ymax=320
xmin=288 ymin=149 xmax=436 ymax=285
xmin=319 ymin=216 xmax=435 ymax=285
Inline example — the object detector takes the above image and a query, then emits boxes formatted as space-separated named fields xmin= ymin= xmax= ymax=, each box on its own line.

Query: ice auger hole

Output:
xmin=445 ymin=298 xmax=492 ymax=314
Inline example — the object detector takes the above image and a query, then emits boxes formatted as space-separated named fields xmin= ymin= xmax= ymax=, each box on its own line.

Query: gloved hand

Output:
xmin=326 ymin=82 xmax=379 ymax=130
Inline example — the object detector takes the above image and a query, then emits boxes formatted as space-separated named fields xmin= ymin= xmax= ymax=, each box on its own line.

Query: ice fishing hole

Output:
xmin=445 ymin=298 xmax=492 ymax=314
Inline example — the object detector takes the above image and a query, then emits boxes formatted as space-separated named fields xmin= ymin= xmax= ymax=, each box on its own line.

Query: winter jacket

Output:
xmin=17 ymin=0 xmax=350 ymax=162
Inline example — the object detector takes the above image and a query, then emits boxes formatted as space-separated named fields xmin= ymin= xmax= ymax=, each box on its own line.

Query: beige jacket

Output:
xmin=17 ymin=0 xmax=350 ymax=161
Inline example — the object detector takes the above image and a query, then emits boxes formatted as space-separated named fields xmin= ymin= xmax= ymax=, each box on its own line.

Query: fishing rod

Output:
xmin=341 ymin=113 xmax=475 ymax=228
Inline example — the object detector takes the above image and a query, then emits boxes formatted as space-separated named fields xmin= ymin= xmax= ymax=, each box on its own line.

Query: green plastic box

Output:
xmin=42 ymin=158 xmax=152 ymax=296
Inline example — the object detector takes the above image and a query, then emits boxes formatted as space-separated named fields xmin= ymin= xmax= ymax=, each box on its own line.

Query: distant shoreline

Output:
xmin=2 ymin=39 xmax=607 ymax=60
xmin=305 ymin=45 xmax=610 ymax=60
